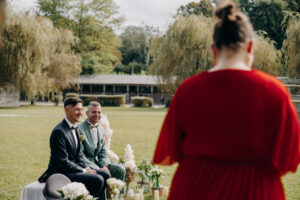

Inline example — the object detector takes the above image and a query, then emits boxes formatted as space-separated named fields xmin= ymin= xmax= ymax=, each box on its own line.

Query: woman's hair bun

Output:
xmin=215 ymin=1 xmax=235 ymax=21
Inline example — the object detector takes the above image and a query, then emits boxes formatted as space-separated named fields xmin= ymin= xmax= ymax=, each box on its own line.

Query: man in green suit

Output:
xmin=78 ymin=101 xmax=125 ymax=182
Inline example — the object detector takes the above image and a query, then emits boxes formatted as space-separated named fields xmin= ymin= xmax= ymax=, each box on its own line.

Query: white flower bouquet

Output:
xmin=57 ymin=182 xmax=97 ymax=200
xmin=150 ymin=166 xmax=164 ymax=188
xmin=124 ymin=144 xmax=137 ymax=179
xmin=107 ymin=178 xmax=125 ymax=200
xmin=123 ymin=144 xmax=137 ymax=197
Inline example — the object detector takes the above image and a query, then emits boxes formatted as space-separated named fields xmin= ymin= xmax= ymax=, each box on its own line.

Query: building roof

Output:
xmin=79 ymin=74 xmax=160 ymax=85
xmin=79 ymin=74 xmax=300 ymax=86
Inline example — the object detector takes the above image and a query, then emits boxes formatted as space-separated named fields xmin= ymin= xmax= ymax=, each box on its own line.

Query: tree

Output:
xmin=37 ymin=0 xmax=72 ymax=28
xmin=282 ymin=12 xmax=300 ymax=78
xmin=149 ymin=15 xmax=283 ymax=93
xmin=119 ymin=25 xmax=160 ymax=66
xmin=177 ymin=0 xmax=214 ymax=17
xmin=0 ymin=13 xmax=81 ymax=103
xmin=38 ymin=0 xmax=123 ymax=74
xmin=148 ymin=15 xmax=214 ymax=93
xmin=238 ymin=0 xmax=288 ymax=49
xmin=253 ymin=32 xmax=282 ymax=75
xmin=113 ymin=62 xmax=147 ymax=74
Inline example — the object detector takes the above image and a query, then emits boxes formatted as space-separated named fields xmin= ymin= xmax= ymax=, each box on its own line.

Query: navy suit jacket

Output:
xmin=39 ymin=119 xmax=87 ymax=182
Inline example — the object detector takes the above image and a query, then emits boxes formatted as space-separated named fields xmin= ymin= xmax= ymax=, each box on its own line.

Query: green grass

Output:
xmin=0 ymin=105 xmax=299 ymax=199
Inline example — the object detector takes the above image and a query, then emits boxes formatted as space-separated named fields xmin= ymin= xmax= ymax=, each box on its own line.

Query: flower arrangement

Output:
xmin=107 ymin=178 xmax=125 ymax=200
xmin=57 ymin=182 xmax=97 ymax=200
xmin=150 ymin=166 xmax=164 ymax=188
xmin=137 ymin=158 xmax=153 ymax=192
xmin=124 ymin=144 xmax=137 ymax=196
xmin=124 ymin=144 xmax=137 ymax=177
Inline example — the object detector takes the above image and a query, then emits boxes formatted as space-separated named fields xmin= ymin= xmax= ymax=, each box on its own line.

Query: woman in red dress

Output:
xmin=153 ymin=1 xmax=300 ymax=199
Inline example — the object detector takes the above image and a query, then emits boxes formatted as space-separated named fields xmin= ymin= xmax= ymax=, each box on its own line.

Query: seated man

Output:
xmin=39 ymin=97 xmax=110 ymax=200
xmin=78 ymin=101 xmax=125 ymax=182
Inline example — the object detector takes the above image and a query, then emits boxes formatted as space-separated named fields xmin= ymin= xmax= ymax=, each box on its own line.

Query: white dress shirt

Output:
xmin=88 ymin=121 xmax=98 ymax=148
xmin=65 ymin=118 xmax=78 ymax=148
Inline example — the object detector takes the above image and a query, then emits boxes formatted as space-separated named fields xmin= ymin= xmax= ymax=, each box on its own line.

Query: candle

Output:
xmin=139 ymin=189 xmax=144 ymax=200
xmin=163 ymin=187 xmax=169 ymax=197
xmin=154 ymin=190 xmax=160 ymax=200
xmin=134 ymin=193 xmax=140 ymax=200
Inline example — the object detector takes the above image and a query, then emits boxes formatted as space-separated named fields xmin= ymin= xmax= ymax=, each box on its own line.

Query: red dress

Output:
xmin=153 ymin=69 xmax=300 ymax=200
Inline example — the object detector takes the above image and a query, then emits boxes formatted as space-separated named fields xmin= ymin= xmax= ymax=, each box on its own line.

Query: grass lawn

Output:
xmin=0 ymin=105 xmax=299 ymax=200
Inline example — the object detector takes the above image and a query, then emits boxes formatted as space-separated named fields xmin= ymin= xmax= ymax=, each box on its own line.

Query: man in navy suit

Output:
xmin=39 ymin=97 xmax=110 ymax=199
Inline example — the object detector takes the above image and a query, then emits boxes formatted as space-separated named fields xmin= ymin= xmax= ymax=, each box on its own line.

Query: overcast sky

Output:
xmin=11 ymin=0 xmax=195 ymax=32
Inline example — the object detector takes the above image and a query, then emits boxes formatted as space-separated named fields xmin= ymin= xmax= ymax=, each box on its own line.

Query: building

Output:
xmin=69 ymin=74 xmax=169 ymax=104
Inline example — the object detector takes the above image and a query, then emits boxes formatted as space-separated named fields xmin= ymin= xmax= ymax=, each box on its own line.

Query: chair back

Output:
xmin=42 ymin=173 xmax=71 ymax=200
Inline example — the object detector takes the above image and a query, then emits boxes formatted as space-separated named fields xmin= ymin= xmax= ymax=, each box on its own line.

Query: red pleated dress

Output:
xmin=153 ymin=69 xmax=300 ymax=200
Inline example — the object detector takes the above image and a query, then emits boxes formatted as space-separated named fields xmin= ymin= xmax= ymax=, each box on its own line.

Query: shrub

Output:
xmin=165 ymin=97 xmax=173 ymax=108
xmin=65 ymin=93 xmax=79 ymax=98
xmin=131 ymin=96 xmax=153 ymax=107
xmin=80 ymin=95 xmax=125 ymax=106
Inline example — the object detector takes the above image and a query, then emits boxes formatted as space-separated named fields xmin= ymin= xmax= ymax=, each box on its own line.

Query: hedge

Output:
xmin=131 ymin=96 xmax=153 ymax=107
xmin=80 ymin=95 xmax=125 ymax=106
xmin=65 ymin=93 xmax=80 ymax=98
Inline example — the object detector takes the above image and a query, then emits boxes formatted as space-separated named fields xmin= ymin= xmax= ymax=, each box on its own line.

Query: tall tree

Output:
xmin=149 ymin=15 xmax=282 ymax=93
xmin=282 ymin=12 xmax=300 ymax=78
xmin=37 ymin=0 xmax=72 ymax=28
xmin=238 ymin=0 xmax=288 ymax=49
xmin=119 ymin=25 xmax=160 ymax=66
xmin=177 ymin=0 xmax=214 ymax=17
xmin=0 ymin=13 xmax=81 ymax=102
xmin=149 ymin=15 xmax=214 ymax=93
xmin=38 ymin=0 xmax=123 ymax=74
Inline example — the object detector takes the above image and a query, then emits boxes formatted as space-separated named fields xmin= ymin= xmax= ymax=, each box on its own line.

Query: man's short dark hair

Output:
xmin=64 ymin=97 xmax=83 ymax=108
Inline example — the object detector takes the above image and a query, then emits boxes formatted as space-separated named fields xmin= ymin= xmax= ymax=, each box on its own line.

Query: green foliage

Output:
xmin=80 ymin=94 xmax=125 ymax=106
xmin=131 ymin=96 xmax=153 ymax=107
xmin=0 ymin=13 xmax=81 ymax=102
xmin=137 ymin=158 xmax=153 ymax=184
xmin=149 ymin=14 xmax=284 ymax=93
xmin=114 ymin=62 xmax=147 ymax=74
xmin=119 ymin=25 xmax=160 ymax=66
xmin=282 ymin=12 xmax=300 ymax=78
xmin=165 ymin=97 xmax=173 ymax=108
xmin=176 ymin=0 xmax=214 ymax=17
xmin=148 ymin=15 xmax=214 ymax=93
xmin=253 ymin=32 xmax=282 ymax=75
xmin=65 ymin=93 xmax=80 ymax=98
xmin=38 ymin=0 xmax=123 ymax=74
xmin=238 ymin=0 xmax=288 ymax=49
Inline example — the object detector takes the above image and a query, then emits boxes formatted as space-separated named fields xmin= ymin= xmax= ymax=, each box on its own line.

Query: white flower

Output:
xmin=107 ymin=178 xmax=125 ymax=190
xmin=107 ymin=149 xmax=119 ymax=163
xmin=113 ymin=188 xmax=120 ymax=195
xmin=59 ymin=182 xmax=96 ymax=200
xmin=107 ymin=178 xmax=125 ymax=196
xmin=150 ymin=166 xmax=164 ymax=175
xmin=124 ymin=144 xmax=137 ymax=171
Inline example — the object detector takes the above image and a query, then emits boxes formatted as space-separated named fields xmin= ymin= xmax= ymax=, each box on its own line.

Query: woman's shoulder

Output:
xmin=178 ymin=72 xmax=208 ymax=89
xmin=251 ymin=69 xmax=289 ymax=95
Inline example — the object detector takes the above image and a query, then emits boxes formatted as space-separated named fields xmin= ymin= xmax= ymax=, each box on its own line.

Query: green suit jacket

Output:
xmin=78 ymin=119 xmax=111 ymax=169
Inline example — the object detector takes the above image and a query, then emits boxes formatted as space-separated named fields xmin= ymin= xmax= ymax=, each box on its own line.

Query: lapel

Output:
xmin=83 ymin=120 xmax=96 ymax=152
xmin=62 ymin=119 xmax=78 ymax=153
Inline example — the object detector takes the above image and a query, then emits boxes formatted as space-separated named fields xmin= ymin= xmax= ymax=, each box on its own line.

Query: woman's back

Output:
xmin=154 ymin=69 xmax=299 ymax=199
xmin=177 ymin=69 xmax=298 ymax=165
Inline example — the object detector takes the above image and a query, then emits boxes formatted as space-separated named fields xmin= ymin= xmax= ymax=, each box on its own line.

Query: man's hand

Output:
xmin=86 ymin=168 xmax=96 ymax=174
xmin=99 ymin=166 xmax=110 ymax=174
